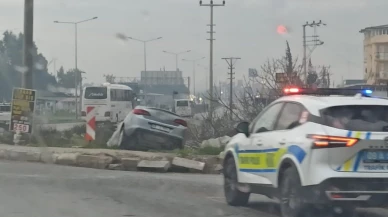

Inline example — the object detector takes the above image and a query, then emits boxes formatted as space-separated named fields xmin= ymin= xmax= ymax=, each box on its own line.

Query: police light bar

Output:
xmin=283 ymin=87 xmax=373 ymax=97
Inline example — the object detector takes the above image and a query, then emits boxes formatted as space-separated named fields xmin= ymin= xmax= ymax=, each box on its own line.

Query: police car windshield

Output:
xmin=321 ymin=105 xmax=388 ymax=132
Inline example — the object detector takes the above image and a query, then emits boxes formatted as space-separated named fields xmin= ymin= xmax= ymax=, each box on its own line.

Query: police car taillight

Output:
xmin=284 ymin=88 xmax=300 ymax=94
xmin=307 ymin=134 xmax=359 ymax=148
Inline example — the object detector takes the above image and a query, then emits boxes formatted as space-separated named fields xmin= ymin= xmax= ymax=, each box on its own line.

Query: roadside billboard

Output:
xmin=10 ymin=88 xmax=36 ymax=134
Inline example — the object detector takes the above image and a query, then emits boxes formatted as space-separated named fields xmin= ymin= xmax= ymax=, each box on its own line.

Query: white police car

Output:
xmin=223 ymin=87 xmax=388 ymax=217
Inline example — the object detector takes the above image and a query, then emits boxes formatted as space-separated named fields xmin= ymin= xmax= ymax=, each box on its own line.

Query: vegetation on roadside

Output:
xmin=173 ymin=146 xmax=223 ymax=157
xmin=0 ymin=124 xmax=115 ymax=149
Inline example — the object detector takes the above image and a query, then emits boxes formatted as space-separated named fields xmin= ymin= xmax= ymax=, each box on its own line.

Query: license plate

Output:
xmin=363 ymin=150 xmax=388 ymax=163
xmin=13 ymin=123 xmax=29 ymax=133
xmin=150 ymin=124 xmax=170 ymax=132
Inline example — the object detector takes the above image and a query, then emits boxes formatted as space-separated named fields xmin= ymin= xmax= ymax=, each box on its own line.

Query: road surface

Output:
xmin=0 ymin=161 xmax=386 ymax=217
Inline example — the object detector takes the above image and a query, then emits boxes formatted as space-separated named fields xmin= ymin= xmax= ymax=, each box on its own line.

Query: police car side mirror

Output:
xmin=235 ymin=121 xmax=250 ymax=137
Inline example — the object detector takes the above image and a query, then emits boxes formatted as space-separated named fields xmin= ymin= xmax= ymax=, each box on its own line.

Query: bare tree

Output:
xmin=104 ymin=74 xmax=116 ymax=83
xmin=186 ymin=41 xmax=305 ymax=145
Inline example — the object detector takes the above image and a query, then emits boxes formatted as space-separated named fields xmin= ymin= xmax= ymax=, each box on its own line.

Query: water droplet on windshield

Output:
xmin=35 ymin=63 xmax=44 ymax=70
xmin=116 ymin=33 xmax=128 ymax=41
xmin=14 ymin=65 xmax=28 ymax=73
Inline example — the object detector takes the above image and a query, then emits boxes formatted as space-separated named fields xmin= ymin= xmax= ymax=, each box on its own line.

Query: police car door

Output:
xmin=238 ymin=102 xmax=284 ymax=184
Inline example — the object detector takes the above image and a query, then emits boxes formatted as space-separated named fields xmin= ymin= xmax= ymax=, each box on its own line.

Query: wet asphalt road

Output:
xmin=0 ymin=161 xmax=387 ymax=217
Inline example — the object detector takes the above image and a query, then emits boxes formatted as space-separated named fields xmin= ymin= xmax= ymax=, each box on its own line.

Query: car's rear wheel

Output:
xmin=279 ymin=166 xmax=306 ymax=217
xmin=224 ymin=157 xmax=250 ymax=206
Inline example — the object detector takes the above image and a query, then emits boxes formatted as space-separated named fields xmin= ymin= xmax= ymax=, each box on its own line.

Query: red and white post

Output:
xmin=85 ymin=106 xmax=96 ymax=142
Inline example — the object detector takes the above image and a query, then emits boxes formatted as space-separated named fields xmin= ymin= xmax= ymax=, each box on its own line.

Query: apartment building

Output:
xmin=360 ymin=25 xmax=388 ymax=84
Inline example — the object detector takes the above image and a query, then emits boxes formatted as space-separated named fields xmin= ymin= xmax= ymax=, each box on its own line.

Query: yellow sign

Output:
xmin=10 ymin=88 xmax=36 ymax=134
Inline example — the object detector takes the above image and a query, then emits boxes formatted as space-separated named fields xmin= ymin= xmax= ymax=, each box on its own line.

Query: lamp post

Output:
xmin=127 ymin=36 xmax=163 ymax=73
xmin=163 ymin=50 xmax=191 ymax=71
xmin=54 ymin=16 xmax=98 ymax=119
xmin=182 ymin=57 xmax=205 ymax=96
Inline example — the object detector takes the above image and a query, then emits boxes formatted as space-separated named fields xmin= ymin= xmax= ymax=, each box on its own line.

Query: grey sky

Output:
xmin=1 ymin=0 xmax=386 ymax=90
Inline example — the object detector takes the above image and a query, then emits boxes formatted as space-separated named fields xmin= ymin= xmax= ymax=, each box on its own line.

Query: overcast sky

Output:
xmin=1 ymin=0 xmax=387 ymax=90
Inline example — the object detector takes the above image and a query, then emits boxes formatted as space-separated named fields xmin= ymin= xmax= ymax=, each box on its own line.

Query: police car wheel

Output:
xmin=279 ymin=166 xmax=305 ymax=217
xmin=224 ymin=157 xmax=250 ymax=206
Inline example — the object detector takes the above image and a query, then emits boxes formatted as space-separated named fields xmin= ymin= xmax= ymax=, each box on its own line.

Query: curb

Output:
xmin=0 ymin=145 xmax=223 ymax=174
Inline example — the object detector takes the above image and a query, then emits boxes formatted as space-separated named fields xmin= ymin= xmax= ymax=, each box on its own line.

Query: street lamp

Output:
xmin=126 ymin=36 xmax=163 ymax=73
xmin=163 ymin=50 xmax=191 ymax=71
xmin=182 ymin=57 xmax=205 ymax=96
xmin=54 ymin=16 xmax=98 ymax=119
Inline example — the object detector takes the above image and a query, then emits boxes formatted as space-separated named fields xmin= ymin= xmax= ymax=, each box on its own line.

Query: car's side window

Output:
xmin=250 ymin=103 xmax=284 ymax=134
xmin=275 ymin=102 xmax=303 ymax=130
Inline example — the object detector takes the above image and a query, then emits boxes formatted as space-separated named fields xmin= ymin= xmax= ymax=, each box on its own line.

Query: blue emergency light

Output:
xmin=283 ymin=87 xmax=373 ymax=97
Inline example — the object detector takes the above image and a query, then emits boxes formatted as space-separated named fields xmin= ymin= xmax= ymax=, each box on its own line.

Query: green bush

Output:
xmin=0 ymin=131 xmax=14 ymax=144
xmin=174 ymin=146 xmax=223 ymax=157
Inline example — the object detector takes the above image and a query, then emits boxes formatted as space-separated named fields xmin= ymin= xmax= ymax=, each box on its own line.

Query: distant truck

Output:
xmin=173 ymin=99 xmax=193 ymax=117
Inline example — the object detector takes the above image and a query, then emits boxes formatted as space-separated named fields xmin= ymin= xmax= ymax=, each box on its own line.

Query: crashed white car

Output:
xmin=222 ymin=87 xmax=388 ymax=217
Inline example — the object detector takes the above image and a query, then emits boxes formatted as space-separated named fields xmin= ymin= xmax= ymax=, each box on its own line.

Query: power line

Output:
xmin=222 ymin=57 xmax=240 ymax=121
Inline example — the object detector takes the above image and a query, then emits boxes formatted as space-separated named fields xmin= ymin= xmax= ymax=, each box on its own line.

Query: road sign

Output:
xmin=85 ymin=106 xmax=96 ymax=141
xmin=10 ymin=88 xmax=36 ymax=134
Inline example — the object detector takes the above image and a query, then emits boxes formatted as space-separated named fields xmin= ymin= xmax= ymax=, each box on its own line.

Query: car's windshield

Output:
xmin=322 ymin=105 xmax=388 ymax=132
xmin=176 ymin=100 xmax=189 ymax=107
xmin=84 ymin=87 xmax=107 ymax=99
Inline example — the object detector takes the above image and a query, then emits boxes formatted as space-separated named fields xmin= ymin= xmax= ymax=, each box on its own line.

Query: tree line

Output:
xmin=0 ymin=31 xmax=85 ymax=101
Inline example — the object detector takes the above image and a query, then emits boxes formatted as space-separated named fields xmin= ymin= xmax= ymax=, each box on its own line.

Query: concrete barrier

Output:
xmin=6 ymin=150 xmax=41 ymax=162
xmin=108 ymin=164 xmax=123 ymax=170
xmin=121 ymin=157 xmax=140 ymax=171
xmin=54 ymin=153 xmax=80 ymax=166
xmin=137 ymin=160 xmax=171 ymax=172
xmin=0 ymin=144 xmax=221 ymax=174
xmin=172 ymin=157 xmax=205 ymax=171
xmin=40 ymin=151 xmax=56 ymax=164
xmin=76 ymin=154 xmax=113 ymax=169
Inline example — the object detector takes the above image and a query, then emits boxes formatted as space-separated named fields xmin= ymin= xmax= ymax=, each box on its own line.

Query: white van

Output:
xmin=82 ymin=83 xmax=134 ymax=123
xmin=174 ymin=99 xmax=192 ymax=117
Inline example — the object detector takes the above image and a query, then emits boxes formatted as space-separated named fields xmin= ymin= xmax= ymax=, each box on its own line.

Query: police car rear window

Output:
xmin=321 ymin=105 xmax=388 ymax=132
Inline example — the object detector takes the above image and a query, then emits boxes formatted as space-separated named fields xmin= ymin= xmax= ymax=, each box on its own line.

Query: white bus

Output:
xmin=82 ymin=83 xmax=134 ymax=123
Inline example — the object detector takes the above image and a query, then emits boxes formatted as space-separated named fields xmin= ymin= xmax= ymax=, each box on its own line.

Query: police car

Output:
xmin=222 ymin=87 xmax=388 ymax=217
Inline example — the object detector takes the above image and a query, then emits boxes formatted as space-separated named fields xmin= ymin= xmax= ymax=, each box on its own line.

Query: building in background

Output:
xmin=360 ymin=25 xmax=388 ymax=84
xmin=139 ymin=70 xmax=189 ymax=97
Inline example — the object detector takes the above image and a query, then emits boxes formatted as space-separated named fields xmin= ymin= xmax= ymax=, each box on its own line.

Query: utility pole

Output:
xmin=23 ymin=0 xmax=34 ymax=89
xmin=200 ymin=0 xmax=225 ymax=120
xmin=127 ymin=36 xmax=163 ymax=73
xmin=303 ymin=20 xmax=326 ymax=85
xmin=54 ymin=16 xmax=98 ymax=119
xmin=163 ymin=50 xmax=191 ymax=71
xmin=182 ymin=57 xmax=205 ymax=96
xmin=222 ymin=57 xmax=240 ymax=121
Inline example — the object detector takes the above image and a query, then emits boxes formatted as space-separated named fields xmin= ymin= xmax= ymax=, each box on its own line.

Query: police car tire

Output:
xmin=279 ymin=166 xmax=305 ymax=217
xmin=224 ymin=157 xmax=250 ymax=206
